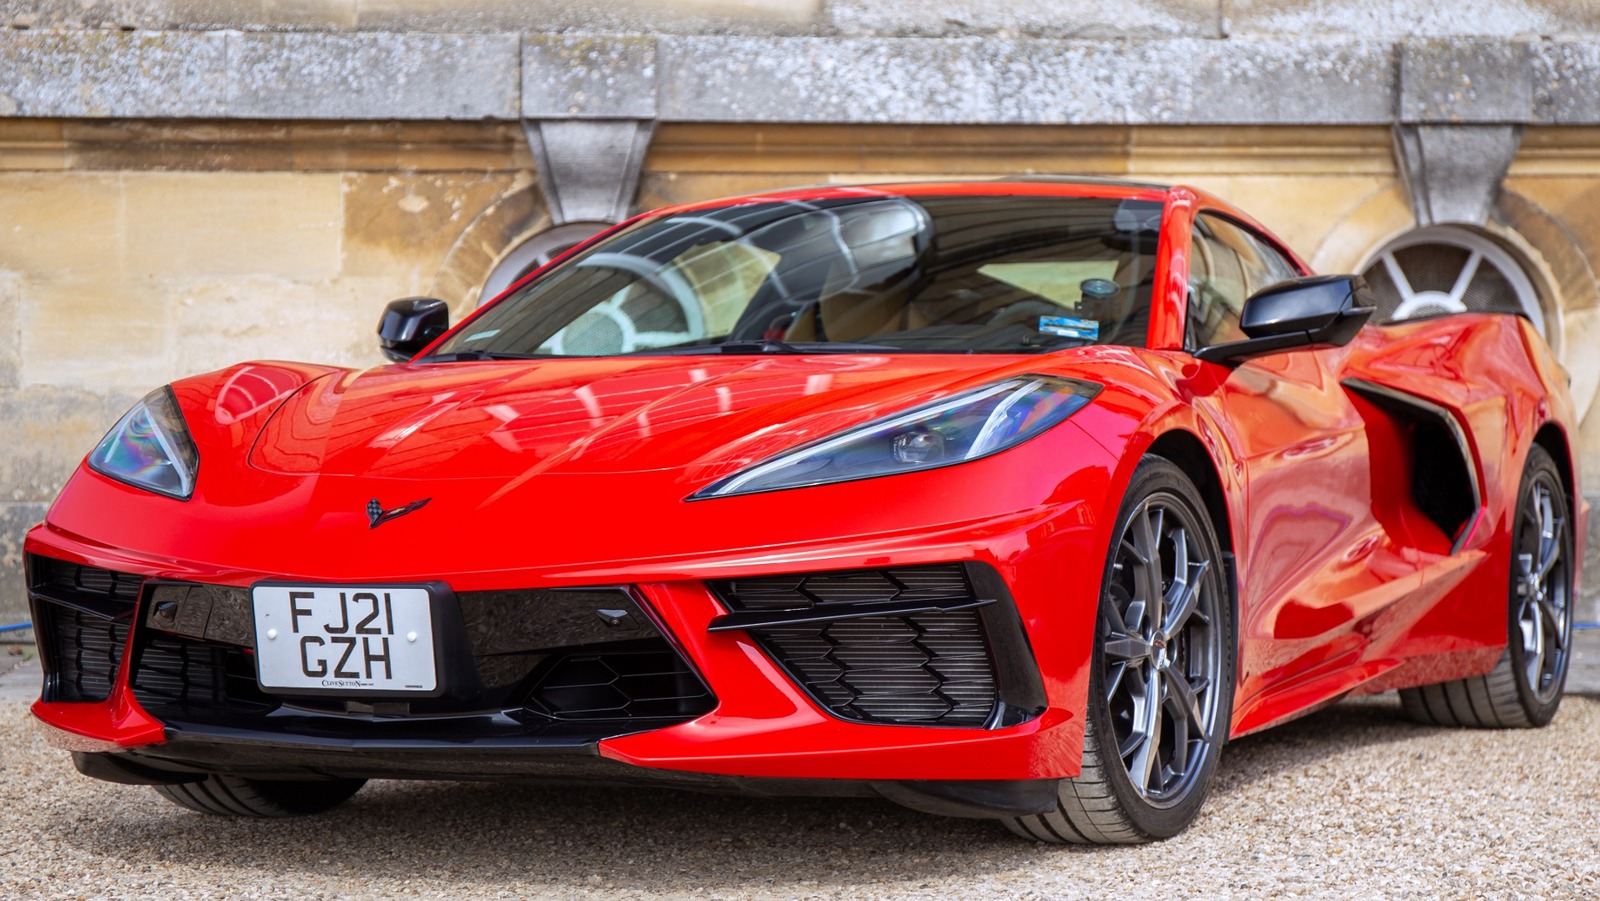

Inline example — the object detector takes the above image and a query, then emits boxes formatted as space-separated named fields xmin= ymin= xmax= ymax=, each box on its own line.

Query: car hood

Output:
xmin=246 ymin=354 xmax=1043 ymax=484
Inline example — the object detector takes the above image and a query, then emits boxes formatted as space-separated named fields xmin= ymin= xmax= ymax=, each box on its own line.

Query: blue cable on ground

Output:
xmin=1577 ymin=622 xmax=1600 ymax=631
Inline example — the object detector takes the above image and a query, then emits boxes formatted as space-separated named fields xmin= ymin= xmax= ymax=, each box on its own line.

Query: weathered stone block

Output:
xmin=122 ymin=172 xmax=342 ymax=280
xmin=1400 ymin=39 xmax=1535 ymax=124
xmin=1584 ymin=494 xmax=1600 ymax=623
xmin=989 ymin=38 xmax=1394 ymax=125
xmin=0 ymin=30 xmax=229 ymax=118
xmin=357 ymin=0 xmax=821 ymax=33
xmin=0 ymin=174 xmax=125 ymax=277
xmin=0 ymin=271 xmax=18 ymax=387
xmin=0 ymin=385 xmax=118 ymax=504
xmin=225 ymin=32 xmax=521 ymax=120
xmin=829 ymin=0 xmax=1219 ymax=38
xmin=656 ymin=36 xmax=1395 ymax=125
xmin=1227 ymin=1 xmax=1600 ymax=38
xmin=18 ymin=278 xmax=170 ymax=391
xmin=659 ymin=36 xmax=999 ymax=123
xmin=1530 ymin=41 xmax=1600 ymax=124
xmin=170 ymin=275 xmax=394 ymax=376
xmin=341 ymin=172 xmax=520 ymax=279
xmin=524 ymin=35 xmax=659 ymax=120
xmin=0 ymin=502 xmax=47 ymax=629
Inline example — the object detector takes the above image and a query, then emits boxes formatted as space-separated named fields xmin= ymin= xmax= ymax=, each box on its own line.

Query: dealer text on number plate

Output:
xmin=252 ymin=585 xmax=437 ymax=692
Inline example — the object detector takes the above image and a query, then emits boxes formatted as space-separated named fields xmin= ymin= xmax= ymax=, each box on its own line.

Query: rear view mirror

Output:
xmin=1196 ymin=275 xmax=1375 ymax=365
xmin=378 ymin=298 xmax=450 ymax=362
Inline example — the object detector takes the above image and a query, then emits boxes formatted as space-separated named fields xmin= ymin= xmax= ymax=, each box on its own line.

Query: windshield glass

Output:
xmin=431 ymin=193 xmax=1164 ymax=358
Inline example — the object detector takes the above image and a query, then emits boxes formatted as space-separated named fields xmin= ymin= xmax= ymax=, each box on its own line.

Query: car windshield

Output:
xmin=429 ymin=193 xmax=1164 ymax=358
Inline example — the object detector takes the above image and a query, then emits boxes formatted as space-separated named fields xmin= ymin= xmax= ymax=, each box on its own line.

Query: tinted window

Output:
xmin=1187 ymin=213 xmax=1301 ymax=349
xmin=1188 ymin=216 xmax=1248 ymax=348
xmin=431 ymin=194 xmax=1165 ymax=358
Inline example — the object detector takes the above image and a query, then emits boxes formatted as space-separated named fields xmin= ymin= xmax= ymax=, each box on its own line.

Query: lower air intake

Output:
xmin=39 ymin=602 xmax=129 ymax=703
xmin=711 ymin=565 xmax=1001 ymax=727
xmin=524 ymin=644 xmax=715 ymax=721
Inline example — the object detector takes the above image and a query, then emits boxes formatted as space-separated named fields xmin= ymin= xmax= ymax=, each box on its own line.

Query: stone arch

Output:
xmin=1311 ymin=182 xmax=1600 ymax=421
xmin=427 ymin=171 xmax=551 ymax=322
xmin=1494 ymin=187 xmax=1600 ymax=422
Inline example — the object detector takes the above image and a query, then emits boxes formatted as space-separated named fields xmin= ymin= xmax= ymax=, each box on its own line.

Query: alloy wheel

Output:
xmin=1513 ymin=474 xmax=1571 ymax=705
xmin=1102 ymin=494 xmax=1224 ymax=806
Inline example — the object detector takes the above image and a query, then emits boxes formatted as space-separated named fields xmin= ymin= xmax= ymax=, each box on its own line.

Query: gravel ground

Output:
xmin=1 ymin=645 xmax=1597 ymax=901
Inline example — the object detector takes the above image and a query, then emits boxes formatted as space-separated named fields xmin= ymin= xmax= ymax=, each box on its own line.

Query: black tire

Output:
xmin=1399 ymin=444 xmax=1573 ymax=728
xmin=153 ymin=775 xmax=366 ymax=817
xmin=1007 ymin=456 xmax=1235 ymax=843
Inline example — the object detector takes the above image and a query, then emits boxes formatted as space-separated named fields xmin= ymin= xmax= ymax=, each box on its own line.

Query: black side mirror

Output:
xmin=1195 ymin=275 xmax=1375 ymax=366
xmin=378 ymin=297 xmax=450 ymax=362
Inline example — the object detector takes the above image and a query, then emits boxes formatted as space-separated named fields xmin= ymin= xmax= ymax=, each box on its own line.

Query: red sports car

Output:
xmin=24 ymin=180 xmax=1580 ymax=843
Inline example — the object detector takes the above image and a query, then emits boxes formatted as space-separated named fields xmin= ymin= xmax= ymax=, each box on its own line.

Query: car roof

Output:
xmin=652 ymin=178 xmax=1178 ymax=216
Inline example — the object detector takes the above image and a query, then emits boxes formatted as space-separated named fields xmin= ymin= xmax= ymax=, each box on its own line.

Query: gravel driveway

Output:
xmin=2 ymin=656 xmax=1596 ymax=901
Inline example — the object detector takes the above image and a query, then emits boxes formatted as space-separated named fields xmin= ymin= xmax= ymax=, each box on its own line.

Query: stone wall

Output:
xmin=5 ymin=119 xmax=1600 ymax=628
xmin=0 ymin=121 xmax=533 ymax=627
xmin=4 ymin=1 xmax=1600 ymax=631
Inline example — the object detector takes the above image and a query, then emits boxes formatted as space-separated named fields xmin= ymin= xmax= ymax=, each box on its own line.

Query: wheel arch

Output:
xmin=1143 ymin=428 xmax=1241 ymax=742
xmin=1533 ymin=421 xmax=1576 ymax=511
xmin=1145 ymin=429 xmax=1233 ymax=555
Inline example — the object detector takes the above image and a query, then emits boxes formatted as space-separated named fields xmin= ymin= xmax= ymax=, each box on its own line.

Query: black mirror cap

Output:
xmin=1196 ymin=275 xmax=1375 ymax=366
xmin=1240 ymin=274 xmax=1375 ymax=342
xmin=378 ymin=297 xmax=451 ymax=362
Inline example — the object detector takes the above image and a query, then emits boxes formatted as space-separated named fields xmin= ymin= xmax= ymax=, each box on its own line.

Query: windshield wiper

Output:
xmin=720 ymin=339 xmax=808 ymax=354
xmin=420 ymin=350 xmax=554 ymax=362
xmin=628 ymin=340 xmax=903 ymax=356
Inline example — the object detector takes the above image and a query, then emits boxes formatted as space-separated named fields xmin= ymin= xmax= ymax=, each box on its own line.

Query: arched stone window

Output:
xmin=1358 ymin=226 xmax=1547 ymax=337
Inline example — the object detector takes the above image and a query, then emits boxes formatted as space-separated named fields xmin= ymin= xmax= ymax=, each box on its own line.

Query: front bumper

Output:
xmin=26 ymin=518 xmax=1096 ymax=789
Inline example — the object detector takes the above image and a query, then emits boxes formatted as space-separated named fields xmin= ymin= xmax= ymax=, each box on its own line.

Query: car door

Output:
xmin=1186 ymin=213 xmax=1413 ymax=730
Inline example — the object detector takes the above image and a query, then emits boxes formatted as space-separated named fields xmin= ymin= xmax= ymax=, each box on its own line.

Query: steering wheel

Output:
xmin=543 ymin=257 xmax=707 ymax=354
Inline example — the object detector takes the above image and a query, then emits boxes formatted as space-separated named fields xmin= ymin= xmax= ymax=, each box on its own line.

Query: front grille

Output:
xmin=129 ymin=632 xmax=275 ymax=718
xmin=38 ymin=603 xmax=129 ymax=702
xmin=115 ymin=581 xmax=715 ymax=739
xmin=33 ymin=557 xmax=143 ymax=606
xmin=29 ymin=555 xmax=143 ymax=703
xmin=524 ymin=644 xmax=715 ymax=721
xmin=757 ymin=611 xmax=996 ymax=726
xmin=720 ymin=564 xmax=972 ymax=610
xmin=711 ymin=565 xmax=1001 ymax=727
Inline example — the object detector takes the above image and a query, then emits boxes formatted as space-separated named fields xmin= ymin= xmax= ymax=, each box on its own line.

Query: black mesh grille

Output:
xmin=757 ymin=611 xmax=996 ymax=726
xmin=33 ymin=557 xmax=143 ymax=606
xmin=129 ymin=633 xmax=275 ymax=718
xmin=39 ymin=603 xmax=129 ymax=702
xmin=712 ymin=565 xmax=999 ymax=727
xmin=121 ymin=581 xmax=715 ymax=737
xmin=719 ymin=564 xmax=972 ymax=610
xmin=524 ymin=645 xmax=715 ymax=721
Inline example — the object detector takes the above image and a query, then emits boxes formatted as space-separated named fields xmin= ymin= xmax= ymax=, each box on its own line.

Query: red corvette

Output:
xmin=25 ymin=180 xmax=1581 ymax=842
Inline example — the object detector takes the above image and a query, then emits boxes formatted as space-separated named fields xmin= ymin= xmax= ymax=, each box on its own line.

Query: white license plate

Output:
xmin=252 ymin=585 xmax=437 ymax=693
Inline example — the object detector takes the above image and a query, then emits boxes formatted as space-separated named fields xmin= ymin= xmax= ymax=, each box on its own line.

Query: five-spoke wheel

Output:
xmin=1008 ymin=456 xmax=1233 ymax=843
xmin=1400 ymin=443 xmax=1573 ymax=728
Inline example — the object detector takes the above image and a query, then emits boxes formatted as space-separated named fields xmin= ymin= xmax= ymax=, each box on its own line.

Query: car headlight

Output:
xmin=692 ymin=375 xmax=1100 ymax=499
xmin=87 ymin=387 xmax=200 ymax=500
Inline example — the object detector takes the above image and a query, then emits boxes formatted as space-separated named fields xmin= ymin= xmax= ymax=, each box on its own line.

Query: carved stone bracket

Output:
xmin=521 ymin=119 xmax=655 ymax=227
xmin=1392 ymin=124 xmax=1522 ymax=227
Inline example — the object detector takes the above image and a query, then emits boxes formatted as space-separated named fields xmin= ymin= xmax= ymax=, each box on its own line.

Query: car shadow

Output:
xmin=45 ymin=694 xmax=1514 ymax=892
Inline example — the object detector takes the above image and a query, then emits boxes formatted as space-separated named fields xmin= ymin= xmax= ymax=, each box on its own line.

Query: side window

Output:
xmin=1187 ymin=216 xmax=1248 ymax=348
xmin=1232 ymin=226 xmax=1300 ymax=295
xmin=1188 ymin=213 xmax=1302 ymax=349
